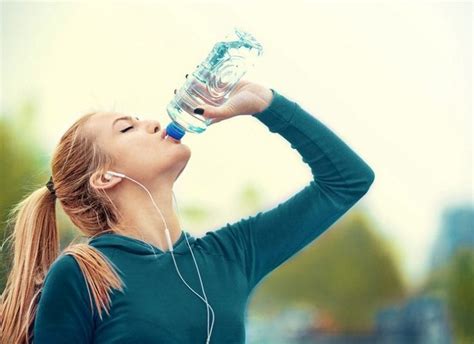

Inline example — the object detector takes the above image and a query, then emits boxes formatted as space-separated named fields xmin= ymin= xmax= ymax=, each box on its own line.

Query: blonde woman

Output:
xmin=0 ymin=80 xmax=375 ymax=343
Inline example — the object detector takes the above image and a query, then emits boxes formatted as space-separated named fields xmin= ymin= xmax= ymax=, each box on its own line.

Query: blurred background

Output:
xmin=1 ymin=1 xmax=472 ymax=343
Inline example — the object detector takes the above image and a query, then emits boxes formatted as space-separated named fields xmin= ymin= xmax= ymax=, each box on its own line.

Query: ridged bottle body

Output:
xmin=165 ymin=27 xmax=263 ymax=140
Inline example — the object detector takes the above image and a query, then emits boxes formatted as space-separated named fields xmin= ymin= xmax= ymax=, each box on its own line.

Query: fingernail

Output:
xmin=193 ymin=108 xmax=204 ymax=115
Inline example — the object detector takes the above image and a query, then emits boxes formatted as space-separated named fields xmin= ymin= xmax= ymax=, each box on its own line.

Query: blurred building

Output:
xmin=247 ymin=295 xmax=453 ymax=343
xmin=429 ymin=205 xmax=474 ymax=271
xmin=374 ymin=295 xmax=452 ymax=344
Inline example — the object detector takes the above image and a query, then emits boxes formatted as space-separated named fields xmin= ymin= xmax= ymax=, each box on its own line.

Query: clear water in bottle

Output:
xmin=165 ymin=27 xmax=263 ymax=140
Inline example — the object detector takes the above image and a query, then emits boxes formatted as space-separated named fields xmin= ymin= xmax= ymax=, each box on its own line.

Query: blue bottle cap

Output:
xmin=166 ymin=122 xmax=185 ymax=140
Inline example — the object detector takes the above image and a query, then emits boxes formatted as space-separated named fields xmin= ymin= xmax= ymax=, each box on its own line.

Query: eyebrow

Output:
xmin=112 ymin=116 xmax=140 ymax=128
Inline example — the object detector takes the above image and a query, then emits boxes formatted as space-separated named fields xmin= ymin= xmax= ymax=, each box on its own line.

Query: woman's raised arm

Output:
xmin=201 ymin=88 xmax=375 ymax=292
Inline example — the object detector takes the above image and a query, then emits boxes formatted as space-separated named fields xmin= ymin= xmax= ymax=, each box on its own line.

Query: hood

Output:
xmin=87 ymin=230 xmax=197 ymax=256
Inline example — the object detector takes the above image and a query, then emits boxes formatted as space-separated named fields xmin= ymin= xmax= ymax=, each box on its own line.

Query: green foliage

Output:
xmin=0 ymin=102 xmax=49 ymax=292
xmin=423 ymin=248 xmax=474 ymax=343
xmin=446 ymin=248 xmax=474 ymax=341
xmin=0 ymin=105 xmax=87 ymax=293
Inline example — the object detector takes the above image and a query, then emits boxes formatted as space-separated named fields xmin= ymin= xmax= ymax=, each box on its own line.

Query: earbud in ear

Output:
xmin=104 ymin=171 xmax=126 ymax=180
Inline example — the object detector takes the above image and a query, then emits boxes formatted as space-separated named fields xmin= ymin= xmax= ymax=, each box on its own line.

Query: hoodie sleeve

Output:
xmin=33 ymin=254 xmax=95 ymax=343
xmin=201 ymin=88 xmax=375 ymax=292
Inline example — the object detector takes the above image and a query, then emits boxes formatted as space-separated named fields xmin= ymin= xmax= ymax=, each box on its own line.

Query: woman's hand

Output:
xmin=192 ymin=80 xmax=274 ymax=125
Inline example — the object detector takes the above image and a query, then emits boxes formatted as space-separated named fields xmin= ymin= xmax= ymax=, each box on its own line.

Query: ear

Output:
xmin=89 ymin=170 xmax=122 ymax=191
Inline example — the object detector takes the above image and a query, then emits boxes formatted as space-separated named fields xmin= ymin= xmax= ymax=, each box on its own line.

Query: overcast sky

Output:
xmin=1 ymin=1 xmax=472 ymax=286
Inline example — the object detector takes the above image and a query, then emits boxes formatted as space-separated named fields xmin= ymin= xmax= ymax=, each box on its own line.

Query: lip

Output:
xmin=161 ymin=129 xmax=181 ymax=143
xmin=166 ymin=136 xmax=181 ymax=143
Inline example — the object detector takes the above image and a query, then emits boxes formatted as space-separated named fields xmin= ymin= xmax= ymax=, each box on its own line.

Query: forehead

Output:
xmin=88 ymin=111 xmax=134 ymax=129
xmin=91 ymin=111 xmax=123 ymax=126
xmin=83 ymin=111 xmax=124 ymax=139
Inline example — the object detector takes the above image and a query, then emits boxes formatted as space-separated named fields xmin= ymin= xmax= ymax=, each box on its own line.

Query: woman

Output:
xmin=0 ymin=80 xmax=375 ymax=343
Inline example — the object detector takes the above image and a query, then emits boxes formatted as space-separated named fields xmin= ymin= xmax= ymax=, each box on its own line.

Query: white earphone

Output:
xmin=104 ymin=170 xmax=215 ymax=343
xmin=104 ymin=171 xmax=125 ymax=180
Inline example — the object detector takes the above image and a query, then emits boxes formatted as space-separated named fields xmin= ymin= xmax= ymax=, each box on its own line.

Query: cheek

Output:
xmin=120 ymin=141 xmax=171 ymax=166
xmin=119 ymin=136 xmax=160 ymax=154
xmin=115 ymin=137 xmax=185 ymax=170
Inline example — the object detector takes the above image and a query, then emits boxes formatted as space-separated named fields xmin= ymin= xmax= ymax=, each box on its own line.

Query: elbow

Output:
xmin=323 ymin=168 xmax=375 ymax=208
xmin=365 ymin=168 xmax=375 ymax=188
xmin=346 ymin=168 xmax=375 ymax=201
xmin=359 ymin=167 xmax=375 ymax=193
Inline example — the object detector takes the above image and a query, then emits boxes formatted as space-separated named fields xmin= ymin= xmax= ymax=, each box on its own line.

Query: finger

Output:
xmin=194 ymin=103 xmax=234 ymax=119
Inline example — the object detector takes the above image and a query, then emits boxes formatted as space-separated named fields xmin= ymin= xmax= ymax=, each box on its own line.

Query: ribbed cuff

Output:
xmin=251 ymin=88 xmax=299 ymax=133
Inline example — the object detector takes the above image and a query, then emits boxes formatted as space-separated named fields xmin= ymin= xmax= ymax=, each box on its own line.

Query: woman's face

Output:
xmin=84 ymin=112 xmax=191 ymax=185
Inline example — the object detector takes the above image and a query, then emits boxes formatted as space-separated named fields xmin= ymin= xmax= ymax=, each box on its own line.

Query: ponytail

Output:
xmin=2 ymin=110 xmax=129 ymax=343
xmin=1 ymin=183 xmax=126 ymax=343
xmin=1 ymin=185 xmax=59 ymax=343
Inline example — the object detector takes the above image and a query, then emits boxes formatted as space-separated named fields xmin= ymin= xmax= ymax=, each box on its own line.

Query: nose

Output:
xmin=146 ymin=120 xmax=161 ymax=134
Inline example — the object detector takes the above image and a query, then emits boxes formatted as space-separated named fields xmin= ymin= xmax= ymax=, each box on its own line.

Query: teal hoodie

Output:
xmin=33 ymin=88 xmax=375 ymax=343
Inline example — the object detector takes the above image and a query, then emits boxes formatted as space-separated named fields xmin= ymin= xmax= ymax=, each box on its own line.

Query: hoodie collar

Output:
xmin=88 ymin=230 xmax=196 ymax=256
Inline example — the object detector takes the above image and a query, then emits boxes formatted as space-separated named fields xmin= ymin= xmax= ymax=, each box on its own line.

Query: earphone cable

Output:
xmin=114 ymin=173 xmax=215 ymax=343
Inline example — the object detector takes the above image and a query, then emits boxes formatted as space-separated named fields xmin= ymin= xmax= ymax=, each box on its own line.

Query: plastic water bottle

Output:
xmin=165 ymin=27 xmax=263 ymax=141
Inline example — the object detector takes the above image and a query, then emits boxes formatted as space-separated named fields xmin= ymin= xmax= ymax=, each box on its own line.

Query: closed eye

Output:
xmin=120 ymin=126 xmax=133 ymax=133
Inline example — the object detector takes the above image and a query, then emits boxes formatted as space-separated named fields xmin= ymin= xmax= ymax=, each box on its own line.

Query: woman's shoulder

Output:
xmin=39 ymin=253 xmax=91 ymax=316
xmin=34 ymin=249 xmax=98 ymax=343
xmin=42 ymin=243 xmax=126 ymax=320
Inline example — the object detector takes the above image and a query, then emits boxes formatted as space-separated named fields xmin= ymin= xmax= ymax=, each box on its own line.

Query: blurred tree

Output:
xmin=422 ymin=247 xmax=474 ymax=343
xmin=0 ymin=101 xmax=83 ymax=292
xmin=247 ymin=208 xmax=408 ymax=332
xmin=447 ymin=248 xmax=474 ymax=343
xmin=0 ymin=100 xmax=49 ymax=292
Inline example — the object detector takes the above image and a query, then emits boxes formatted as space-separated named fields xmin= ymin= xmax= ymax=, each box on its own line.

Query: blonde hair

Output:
xmin=0 ymin=111 xmax=130 ymax=344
